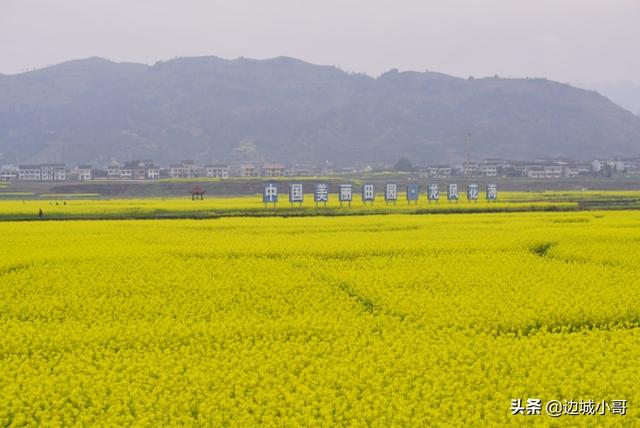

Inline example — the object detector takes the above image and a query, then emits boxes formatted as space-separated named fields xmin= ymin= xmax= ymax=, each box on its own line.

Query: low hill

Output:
xmin=1 ymin=56 xmax=639 ymax=164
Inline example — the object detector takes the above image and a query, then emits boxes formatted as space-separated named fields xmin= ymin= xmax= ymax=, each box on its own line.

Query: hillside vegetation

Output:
xmin=2 ymin=56 xmax=640 ymax=164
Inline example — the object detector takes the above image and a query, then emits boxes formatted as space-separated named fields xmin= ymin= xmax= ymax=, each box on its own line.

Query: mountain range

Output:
xmin=1 ymin=55 xmax=639 ymax=165
xmin=581 ymin=81 xmax=640 ymax=118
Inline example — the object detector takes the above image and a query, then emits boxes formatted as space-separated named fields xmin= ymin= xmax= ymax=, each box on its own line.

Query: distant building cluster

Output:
xmin=1 ymin=157 xmax=639 ymax=182
xmin=0 ymin=160 xmax=293 ymax=182
xmin=419 ymin=158 xmax=639 ymax=179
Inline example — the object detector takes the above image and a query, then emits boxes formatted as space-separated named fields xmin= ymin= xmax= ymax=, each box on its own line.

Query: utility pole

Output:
xmin=464 ymin=132 xmax=472 ymax=179
xmin=465 ymin=132 xmax=472 ymax=171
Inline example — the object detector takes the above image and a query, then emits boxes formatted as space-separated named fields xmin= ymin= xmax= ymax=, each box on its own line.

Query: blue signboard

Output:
xmin=427 ymin=183 xmax=440 ymax=202
xmin=447 ymin=183 xmax=459 ymax=201
xmin=362 ymin=184 xmax=375 ymax=202
xmin=339 ymin=184 xmax=352 ymax=202
xmin=289 ymin=183 xmax=303 ymax=204
xmin=467 ymin=184 xmax=479 ymax=201
xmin=385 ymin=184 xmax=397 ymax=203
xmin=314 ymin=183 xmax=329 ymax=204
xmin=406 ymin=183 xmax=419 ymax=202
xmin=263 ymin=182 xmax=278 ymax=204
xmin=486 ymin=184 xmax=498 ymax=201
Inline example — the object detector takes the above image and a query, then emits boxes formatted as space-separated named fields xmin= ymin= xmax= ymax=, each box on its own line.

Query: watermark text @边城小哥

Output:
xmin=511 ymin=398 xmax=627 ymax=417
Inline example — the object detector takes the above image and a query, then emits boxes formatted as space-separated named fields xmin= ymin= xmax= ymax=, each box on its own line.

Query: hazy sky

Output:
xmin=1 ymin=0 xmax=639 ymax=85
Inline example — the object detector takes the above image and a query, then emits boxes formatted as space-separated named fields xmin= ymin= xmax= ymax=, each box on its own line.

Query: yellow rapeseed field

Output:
xmin=1 ymin=211 xmax=639 ymax=425
xmin=0 ymin=194 xmax=578 ymax=221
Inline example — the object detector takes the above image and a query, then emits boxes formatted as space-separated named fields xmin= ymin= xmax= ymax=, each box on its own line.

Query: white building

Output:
xmin=18 ymin=164 xmax=66 ymax=181
xmin=168 ymin=161 xmax=202 ymax=178
xmin=262 ymin=163 xmax=286 ymax=177
xmin=427 ymin=165 xmax=452 ymax=178
xmin=527 ymin=169 xmax=546 ymax=179
xmin=563 ymin=167 xmax=580 ymax=178
xmin=562 ymin=164 xmax=590 ymax=178
xmin=592 ymin=159 xmax=625 ymax=174
xmin=107 ymin=165 xmax=121 ymax=180
xmin=236 ymin=164 xmax=259 ymax=177
xmin=180 ymin=160 xmax=202 ymax=178
xmin=40 ymin=164 xmax=66 ymax=181
xmin=482 ymin=158 xmax=507 ymax=168
xmin=147 ymin=167 xmax=160 ymax=180
xmin=480 ymin=165 xmax=497 ymax=177
xmin=169 ymin=164 xmax=187 ymax=178
xmin=76 ymin=165 xmax=92 ymax=181
xmin=0 ymin=168 xmax=18 ymax=181
xmin=205 ymin=164 xmax=229 ymax=179
xmin=623 ymin=158 xmax=640 ymax=175
xmin=527 ymin=165 xmax=563 ymax=179
xmin=18 ymin=165 xmax=42 ymax=181
xmin=462 ymin=162 xmax=479 ymax=176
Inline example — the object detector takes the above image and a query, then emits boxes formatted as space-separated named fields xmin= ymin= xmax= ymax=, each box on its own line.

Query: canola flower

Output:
xmin=0 ymin=194 xmax=578 ymax=221
xmin=1 ymin=211 xmax=639 ymax=425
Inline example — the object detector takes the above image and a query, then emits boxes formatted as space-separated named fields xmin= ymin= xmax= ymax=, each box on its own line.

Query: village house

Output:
xmin=262 ymin=163 xmax=286 ymax=177
xmin=169 ymin=160 xmax=202 ymax=178
xmin=0 ymin=168 xmax=18 ymax=181
xmin=40 ymin=164 xmax=67 ymax=181
xmin=592 ymin=159 xmax=625 ymax=174
xmin=18 ymin=164 xmax=67 ymax=181
xmin=119 ymin=168 xmax=133 ymax=180
xmin=107 ymin=164 xmax=122 ymax=180
xmin=205 ymin=164 xmax=229 ymax=179
xmin=147 ymin=166 xmax=160 ymax=180
xmin=526 ymin=165 xmax=563 ymax=179
xmin=285 ymin=166 xmax=312 ymax=176
xmin=236 ymin=164 xmax=259 ymax=177
xmin=544 ymin=165 xmax=564 ymax=178
xmin=76 ymin=165 xmax=92 ymax=181
xmin=482 ymin=158 xmax=507 ymax=168
xmin=169 ymin=164 xmax=186 ymax=178
xmin=104 ymin=161 xmax=159 ymax=180
xmin=18 ymin=165 xmax=41 ymax=181
xmin=121 ymin=161 xmax=148 ymax=181
xmin=182 ymin=160 xmax=195 ymax=176
xmin=132 ymin=167 xmax=147 ymax=180
xmin=462 ymin=162 xmax=479 ymax=176
xmin=427 ymin=165 xmax=452 ymax=178
xmin=526 ymin=168 xmax=546 ymax=179
xmin=479 ymin=158 xmax=505 ymax=176
xmin=561 ymin=163 xmax=590 ymax=178
xmin=623 ymin=158 xmax=640 ymax=175
xmin=480 ymin=164 xmax=498 ymax=177
xmin=181 ymin=160 xmax=202 ymax=178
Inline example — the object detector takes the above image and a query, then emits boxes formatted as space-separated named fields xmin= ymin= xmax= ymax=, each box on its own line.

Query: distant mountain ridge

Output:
xmin=1 ymin=55 xmax=639 ymax=165
xmin=582 ymin=81 xmax=640 ymax=118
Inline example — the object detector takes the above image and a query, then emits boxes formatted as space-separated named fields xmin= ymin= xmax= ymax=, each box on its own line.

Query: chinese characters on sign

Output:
xmin=467 ymin=184 xmax=479 ymax=202
xmin=385 ymin=184 xmax=397 ymax=205
xmin=289 ymin=183 xmax=303 ymax=205
xmin=314 ymin=183 xmax=329 ymax=206
xmin=262 ymin=183 xmax=497 ymax=205
xmin=339 ymin=184 xmax=353 ymax=207
xmin=487 ymin=183 xmax=498 ymax=201
xmin=406 ymin=183 xmax=419 ymax=203
xmin=511 ymin=398 xmax=627 ymax=418
xmin=447 ymin=183 xmax=459 ymax=202
xmin=362 ymin=184 xmax=375 ymax=203
xmin=263 ymin=183 xmax=278 ymax=206
xmin=427 ymin=183 xmax=440 ymax=203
